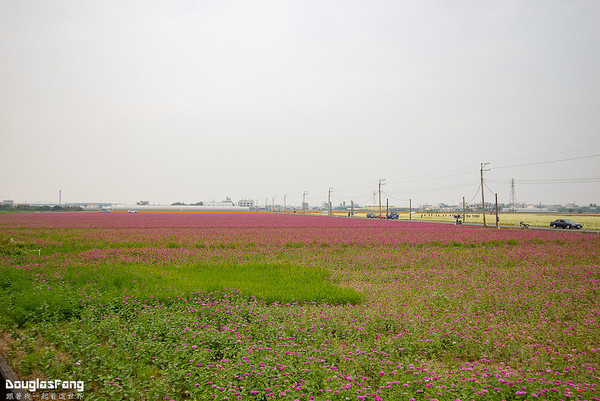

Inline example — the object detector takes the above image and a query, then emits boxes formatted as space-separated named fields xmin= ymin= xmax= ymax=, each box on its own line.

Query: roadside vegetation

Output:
xmin=0 ymin=204 xmax=83 ymax=213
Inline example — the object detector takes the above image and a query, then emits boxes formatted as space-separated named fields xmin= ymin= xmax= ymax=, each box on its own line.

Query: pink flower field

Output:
xmin=0 ymin=212 xmax=599 ymax=400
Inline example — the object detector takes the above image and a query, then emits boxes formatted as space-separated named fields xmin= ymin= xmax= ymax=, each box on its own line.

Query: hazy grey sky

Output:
xmin=1 ymin=0 xmax=599 ymax=207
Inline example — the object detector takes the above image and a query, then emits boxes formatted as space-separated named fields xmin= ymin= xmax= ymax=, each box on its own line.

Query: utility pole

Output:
xmin=409 ymin=199 xmax=412 ymax=220
xmin=272 ymin=196 xmax=275 ymax=213
xmin=328 ymin=188 xmax=333 ymax=217
xmin=378 ymin=179 xmax=386 ymax=218
xmin=386 ymin=198 xmax=389 ymax=216
xmin=480 ymin=163 xmax=490 ymax=227
xmin=495 ymin=193 xmax=499 ymax=229
xmin=59 ymin=189 xmax=62 ymax=205
xmin=351 ymin=200 xmax=354 ymax=217
xmin=284 ymin=194 xmax=287 ymax=211
xmin=462 ymin=196 xmax=466 ymax=223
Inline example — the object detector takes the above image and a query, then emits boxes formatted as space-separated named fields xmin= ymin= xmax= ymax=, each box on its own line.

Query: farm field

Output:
xmin=1 ymin=212 xmax=599 ymax=400
xmin=409 ymin=213 xmax=600 ymax=230
xmin=326 ymin=211 xmax=600 ymax=231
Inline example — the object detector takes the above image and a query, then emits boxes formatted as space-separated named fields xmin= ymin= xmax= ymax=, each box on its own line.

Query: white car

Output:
xmin=128 ymin=209 xmax=138 ymax=213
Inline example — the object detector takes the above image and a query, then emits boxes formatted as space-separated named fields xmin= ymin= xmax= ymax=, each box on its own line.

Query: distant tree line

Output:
xmin=0 ymin=204 xmax=83 ymax=212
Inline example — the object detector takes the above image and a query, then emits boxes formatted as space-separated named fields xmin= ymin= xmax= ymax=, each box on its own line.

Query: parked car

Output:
xmin=366 ymin=212 xmax=376 ymax=219
xmin=128 ymin=209 xmax=138 ymax=213
xmin=386 ymin=212 xmax=399 ymax=220
xmin=550 ymin=219 xmax=582 ymax=229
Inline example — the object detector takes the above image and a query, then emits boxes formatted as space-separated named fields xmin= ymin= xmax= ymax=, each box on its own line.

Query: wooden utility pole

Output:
xmin=462 ymin=196 xmax=466 ymax=223
xmin=351 ymin=200 xmax=354 ymax=217
xmin=386 ymin=198 xmax=389 ymax=216
xmin=328 ymin=188 xmax=333 ymax=217
xmin=495 ymin=193 xmax=499 ymax=229
xmin=409 ymin=199 xmax=412 ymax=220
xmin=480 ymin=163 xmax=490 ymax=227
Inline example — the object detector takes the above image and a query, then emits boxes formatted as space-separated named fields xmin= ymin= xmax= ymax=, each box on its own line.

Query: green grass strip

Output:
xmin=184 ymin=262 xmax=363 ymax=304
xmin=0 ymin=262 xmax=362 ymax=326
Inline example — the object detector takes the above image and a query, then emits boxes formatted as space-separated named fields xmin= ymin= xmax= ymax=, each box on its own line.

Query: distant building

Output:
xmin=1 ymin=200 xmax=13 ymax=206
xmin=501 ymin=205 xmax=550 ymax=213
xmin=238 ymin=199 xmax=254 ymax=208
xmin=111 ymin=204 xmax=249 ymax=213
xmin=204 ymin=197 xmax=235 ymax=207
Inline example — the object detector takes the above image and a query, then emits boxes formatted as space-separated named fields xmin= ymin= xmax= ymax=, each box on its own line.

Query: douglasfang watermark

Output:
xmin=4 ymin=379 xmax=84 ymax=393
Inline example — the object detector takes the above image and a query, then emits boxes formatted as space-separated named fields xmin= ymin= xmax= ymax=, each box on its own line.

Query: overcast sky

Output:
xmin=1 ymin=0 xmax=599 ymax=207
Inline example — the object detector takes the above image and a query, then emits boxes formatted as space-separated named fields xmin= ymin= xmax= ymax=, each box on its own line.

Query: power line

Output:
xmin=302 ymin=148 xmax=599 ymax=205
xmin=387 ymin=182 xmax=475 ymax=194
xmin=489 ymin=177 xmax=600 ymax=184
xmin=467 ymin=183 xmax=481 ymax=204
xmin=307 ymin=147 xmax=599 ymax=200
xmin=331 ymin=180 xmax=477 ymax=203
xmin=386 ymin=170 xmax=475 ymax=185
xmin=484 ymin=182 xmax=496 ymax=197
xmin=323 ymin=167 xmax=477 ymax=195
xmin=493 ymin=154 xmax=600 ymax=170
xmin=330 ymin=191 xmax=375 ymax=203
xmin=380 ymin=190 xmax=410 ymax=202
xmin=489 ymin=145 xmax=600 ymax=165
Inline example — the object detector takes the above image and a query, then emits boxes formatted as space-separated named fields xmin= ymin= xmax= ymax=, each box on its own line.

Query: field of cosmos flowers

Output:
xmin=0 ymin=212 xmax=599 ymax=401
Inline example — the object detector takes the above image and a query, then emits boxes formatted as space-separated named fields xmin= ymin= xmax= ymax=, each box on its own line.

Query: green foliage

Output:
xmin=0 ymin=237 xmax=27 ymax=256
xmin=0 ymin=204 xmax=83 ymax=212
xmin=0 ymin=262 xmax=363 ymax=328
xmin=185 ymin=262 xmax=363 ymax=304
xmin=0 ymin=267 xmax=83 ymax=326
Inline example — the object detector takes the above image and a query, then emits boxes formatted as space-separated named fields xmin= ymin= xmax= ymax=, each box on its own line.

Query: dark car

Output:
xmin=550 ymin=219 xmax=582 ymax=229
xmin=366 ymin=212 xmax=377 ymax=219
xmin=386 ymin=212 xmax=399 ymax=220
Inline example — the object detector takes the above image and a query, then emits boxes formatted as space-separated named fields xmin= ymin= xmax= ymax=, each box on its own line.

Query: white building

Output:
xmin=238 ymin=199 xmax=254 ymax=208
xmin=204 ymin=197 xmax=235 ymax=207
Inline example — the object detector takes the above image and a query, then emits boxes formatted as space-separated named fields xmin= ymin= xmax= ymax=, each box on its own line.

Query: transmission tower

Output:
xmin=509 ymin=178 xmax=517 ymax=212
